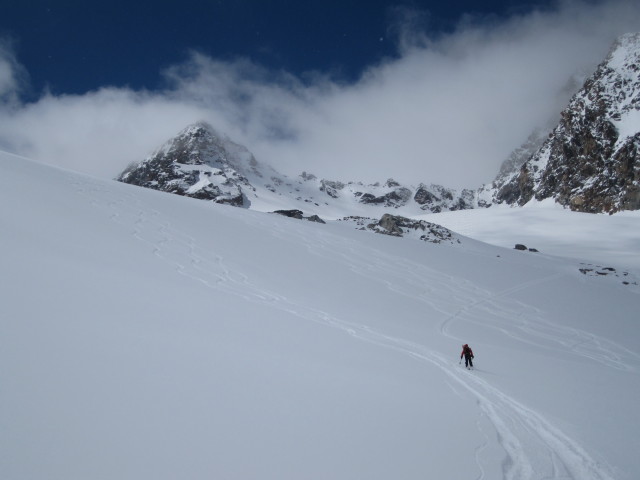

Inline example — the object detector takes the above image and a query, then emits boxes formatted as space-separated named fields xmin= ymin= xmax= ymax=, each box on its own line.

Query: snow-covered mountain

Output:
xmin=116 ymin=125 xmax=469 ymax=242
xmin=488 ymin=32 xmax=640 ymax=213
xmin=118 ymin=34 xmax=640 ymax=217
xmin=3 ymin=150 xmax=640 ymax=479
xmin=118 ymin=122 xmax=268 ymax=207
xmin=118 ymin=122 xmax=477 ymax=218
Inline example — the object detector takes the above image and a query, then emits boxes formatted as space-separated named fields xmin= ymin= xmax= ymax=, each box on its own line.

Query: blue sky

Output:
xmin=1 ymin=1 xmax=638 ymax=187
xmin=3 ymin=0 xmax=553 ymax=95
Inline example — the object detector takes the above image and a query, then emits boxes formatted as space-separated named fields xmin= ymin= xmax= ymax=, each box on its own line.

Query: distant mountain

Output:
xmin=117 ymin=122 xmax=271 ymax=207
xmin=487 ymin=32 xmax=640 ymax=213
xmin=119 ymin=33 xmax=640 ymax=216
xmin=118 ymin=123 xmax=475 ymax=217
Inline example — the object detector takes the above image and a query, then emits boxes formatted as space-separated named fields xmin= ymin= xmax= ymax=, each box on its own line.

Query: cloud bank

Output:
xmin=1 ymin=0 xmax=639 ymax=188
xmin=0 ymin=39 xmax=27 ymax=106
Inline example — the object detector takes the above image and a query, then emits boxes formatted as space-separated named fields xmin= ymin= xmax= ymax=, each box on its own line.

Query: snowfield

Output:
xmin=1 ymin=151 xmax=639 ymax=480
xmin=421 ymin=201 xmax=640 ymax=271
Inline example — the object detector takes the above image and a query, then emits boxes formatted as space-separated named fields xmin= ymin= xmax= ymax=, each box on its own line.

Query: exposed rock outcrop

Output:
xmin=489 ymin=33 xmax=640 ymax=213
xmin=272 ymin=209 xmax=326 ymax=223
xmin=339 ymin=214 xmax=462 ymax=245
xmin=118 ymin=122 xmax=260 ymax=207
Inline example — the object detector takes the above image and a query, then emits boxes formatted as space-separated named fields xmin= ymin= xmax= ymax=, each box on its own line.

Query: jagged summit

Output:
xmin=118 ymin=122 xmax=269 ymax=207
xmin=149 ymin=121 xmax=261 ymax=177
xmin=118 ymin=122 xmax=476 ymax=216
xmin=488 ymin=32 xmax=640 ymax=213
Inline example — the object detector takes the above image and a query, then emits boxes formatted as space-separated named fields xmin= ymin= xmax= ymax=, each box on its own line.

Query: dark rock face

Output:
xmin=273 ymin=209 xmax=304 ymax=219
xmin=376 ymin=214 xmax=405 ymax=235
xmin=319 ymin=180 xmax=345 ymax=199
xmin=306 ymin=215 xmax=326 ymax=224
xmin=344 ymin=213 xmax=461 ymax=245
xmin=272 ymin=210 xmax=326 ymax=223
xmin=478 ymin=128 xmax=550 ymax=207
xmin=492 ymin=33 xmax=640 ymax=213
xmin=579 ymin=263 xmax=639 ymax=286
xmin=357 ymin=186 xmax=412 ymax=208
xmin=314 ymin=177 xmax=477 ymax=213
xmin=414 ymin=184 xmax=476 ymax=213
xmin=118 ymin=122 xmax=256 ymax=207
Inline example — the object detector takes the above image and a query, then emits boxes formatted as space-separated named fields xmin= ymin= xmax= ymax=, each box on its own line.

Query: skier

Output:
xmin=460 ymin=344 xmax=474 ymax=369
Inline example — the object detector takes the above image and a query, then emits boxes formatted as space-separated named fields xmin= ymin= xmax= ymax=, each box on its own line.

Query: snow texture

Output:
xmin=1 ymin=151 xmax=639 ymax=480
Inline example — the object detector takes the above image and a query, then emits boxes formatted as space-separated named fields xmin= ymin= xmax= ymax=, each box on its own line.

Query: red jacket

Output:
xmin=461 ymin=344 xmax=474 ymax=358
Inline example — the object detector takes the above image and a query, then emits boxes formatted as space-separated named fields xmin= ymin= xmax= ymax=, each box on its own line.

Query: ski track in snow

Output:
xmin=295 ymin=225 xmax=640 ymax=374
xmin=438 ymin=272 xmax=639 ymax=373
xmin=73 ymin=178 xmax=625 ymax=480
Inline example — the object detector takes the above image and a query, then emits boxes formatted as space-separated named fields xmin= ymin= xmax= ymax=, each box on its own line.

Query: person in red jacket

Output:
xmin=460 ymin=344 xmax=474 ymax=369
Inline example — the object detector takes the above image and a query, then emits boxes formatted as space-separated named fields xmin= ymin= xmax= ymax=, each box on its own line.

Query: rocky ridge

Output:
xmin=488 ymin=33 xmax=640 ymax=213
xmin=118 ymin=123 xmax=476 ymax=216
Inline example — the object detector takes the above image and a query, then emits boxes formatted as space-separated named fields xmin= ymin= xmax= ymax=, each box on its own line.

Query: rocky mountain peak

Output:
xmin=151 ymin=121 xmax=260 ymax=177
xmin=487 ymin=32 xmax=640 ymax=213
xmin=118 ymin=122 xmax=479 ymax=215
xmin=118 ymin=122 xmax=266 ymax=207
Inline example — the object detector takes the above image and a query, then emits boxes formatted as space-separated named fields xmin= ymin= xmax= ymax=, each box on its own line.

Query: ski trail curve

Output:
xmin=74 ymin=179 xmax=620 ymax=480
xmin=340 ymin=329 xmax=616 ymax=480
xmin=299 ymin=227 xmax=639 ymax=373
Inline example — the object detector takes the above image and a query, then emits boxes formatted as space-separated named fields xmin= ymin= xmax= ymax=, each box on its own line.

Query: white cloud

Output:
xmin=0 ymin=88 xmax=209 ymax=178
xmin=1 ymin=0 xmax=639 ymax=187
xmin=0 ymin=39 xmax=27 ymax=106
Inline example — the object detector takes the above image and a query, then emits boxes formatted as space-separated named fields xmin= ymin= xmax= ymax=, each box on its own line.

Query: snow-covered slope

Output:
xmin=2 ymin=151 xmax=639 ymax=479
xmin=422 ymin=200 xmax=640 ymax=271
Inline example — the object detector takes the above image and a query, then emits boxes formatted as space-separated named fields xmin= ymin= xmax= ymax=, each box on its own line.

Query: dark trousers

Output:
xmin=464 ymin=354 xmax=473 ymax=368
